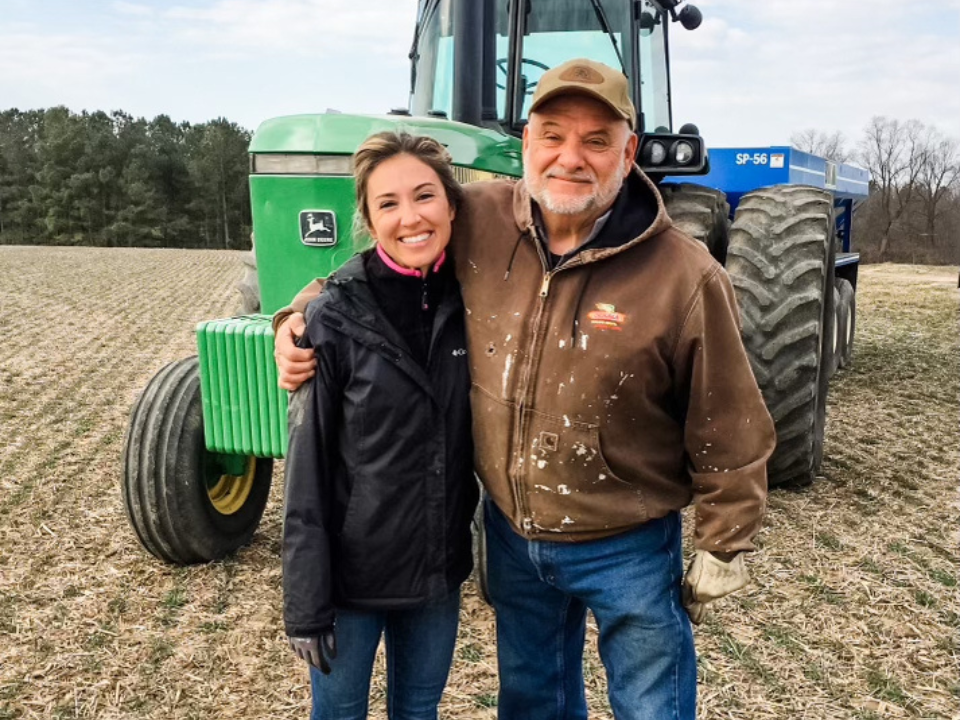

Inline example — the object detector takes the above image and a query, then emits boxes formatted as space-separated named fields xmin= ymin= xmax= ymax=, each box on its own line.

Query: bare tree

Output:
xmin=915 ymin=127 xmax=960 ymax=248
xmin=856 ymin=117 xmax=926 ymax=260
xmin=791 ymin=128 xmax=851 ymax=163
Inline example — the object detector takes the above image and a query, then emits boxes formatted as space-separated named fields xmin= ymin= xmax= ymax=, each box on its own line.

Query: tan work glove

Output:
xmin=682 ymin=550 xmax=749 ymax=625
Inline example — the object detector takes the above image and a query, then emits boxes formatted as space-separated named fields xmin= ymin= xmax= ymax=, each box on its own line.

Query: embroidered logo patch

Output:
xmin=587 ymin=303 xmax=626 ymax=331
xmin=559 ymin=65 xmax=604 ymax=85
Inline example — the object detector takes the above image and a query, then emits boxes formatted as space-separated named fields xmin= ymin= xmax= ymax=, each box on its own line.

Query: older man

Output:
xmin=275 ymin=59 xmax=775 ymax=720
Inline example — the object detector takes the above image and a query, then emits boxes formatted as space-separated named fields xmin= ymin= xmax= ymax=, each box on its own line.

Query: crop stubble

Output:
xmin=0 ymin=247 xmax=957 ymax=719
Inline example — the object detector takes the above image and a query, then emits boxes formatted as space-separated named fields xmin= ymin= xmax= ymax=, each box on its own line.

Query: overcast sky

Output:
xmin=1 ymin=0 xmax=958 ymax=150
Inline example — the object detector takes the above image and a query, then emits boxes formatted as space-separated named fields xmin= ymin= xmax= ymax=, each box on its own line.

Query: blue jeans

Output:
xmin=484 ymin=498 xmax=696 ymax=720
xmin=309 ymin=591 xmax=460 ymax=720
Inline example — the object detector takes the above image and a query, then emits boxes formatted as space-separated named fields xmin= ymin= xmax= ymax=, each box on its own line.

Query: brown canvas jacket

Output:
xmin=277 ymin=166 xmax=775 ymax=552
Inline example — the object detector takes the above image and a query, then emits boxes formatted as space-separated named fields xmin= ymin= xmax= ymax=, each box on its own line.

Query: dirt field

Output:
xmin=0 ymin=247 xmax=957 ymax=719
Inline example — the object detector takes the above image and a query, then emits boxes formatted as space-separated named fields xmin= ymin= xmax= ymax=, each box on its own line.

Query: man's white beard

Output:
xmin=525 ymin=155 xmax=626 ymax=216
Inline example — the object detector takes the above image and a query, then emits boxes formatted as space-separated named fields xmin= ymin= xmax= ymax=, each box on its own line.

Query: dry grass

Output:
xmin=0 ymin=248 xmax=957 ymax=719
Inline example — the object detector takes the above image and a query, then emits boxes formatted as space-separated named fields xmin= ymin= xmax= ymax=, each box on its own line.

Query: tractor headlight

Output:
xmin=672 ymin=140 xmax=695 ymax=165
xmin=642 ymin=140 xmax=668 ymax=166
xmin=636 ymin=133 xmax=705 ymax=173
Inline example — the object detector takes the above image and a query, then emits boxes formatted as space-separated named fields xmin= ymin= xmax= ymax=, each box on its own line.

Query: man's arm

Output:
xmin=273 ymin=280 xmax=324 ymax=391
xmin=673 ymin=266 xmax=776 ymax=622
xmin=674 ymin=266 xmax=776 ymax=554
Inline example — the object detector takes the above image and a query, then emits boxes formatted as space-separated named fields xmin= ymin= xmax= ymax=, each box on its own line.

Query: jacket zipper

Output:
xmin=509 ymin=226 xmax=567 ymax=532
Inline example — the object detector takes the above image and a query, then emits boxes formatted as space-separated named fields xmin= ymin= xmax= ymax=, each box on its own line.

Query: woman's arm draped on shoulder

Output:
xmin=282 ymin=320 xmax=341 ymax=636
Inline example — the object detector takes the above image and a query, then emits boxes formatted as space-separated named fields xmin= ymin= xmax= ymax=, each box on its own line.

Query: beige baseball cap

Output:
xmin=529 ymin=58 xmax=636 ymax=130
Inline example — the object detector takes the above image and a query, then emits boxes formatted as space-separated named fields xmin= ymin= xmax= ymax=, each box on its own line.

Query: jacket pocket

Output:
xmin=470 ymin=384 xmax=517 ymax=519
xmin=522 ymin=410 xmax=648 ymax=534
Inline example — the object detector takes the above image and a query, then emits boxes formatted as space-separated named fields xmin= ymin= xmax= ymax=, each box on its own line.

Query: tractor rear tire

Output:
xmin=122 ymin=356 xmax=273 ymax=564
xmin=661 ymin=182 xmax=730 ymax=264
xmin=836 ymin=278 xmax=856 ymax=368
xmin=238 ymin=234 xmax=261 ymax=314
xmin=726 ymin=185 xmax=837 ymax=488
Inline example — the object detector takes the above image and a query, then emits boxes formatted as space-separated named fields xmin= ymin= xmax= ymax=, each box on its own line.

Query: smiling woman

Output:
xmin=280 ymin=130 xmax=477 ymax=718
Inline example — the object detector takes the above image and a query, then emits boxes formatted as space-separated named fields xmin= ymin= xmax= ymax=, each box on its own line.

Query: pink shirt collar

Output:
xmin=375 ymin=243 xmax=446 ymax=278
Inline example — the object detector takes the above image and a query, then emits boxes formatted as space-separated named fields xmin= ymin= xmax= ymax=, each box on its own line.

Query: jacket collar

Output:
xmin=511 ymin=163 xmax=673 ymax=264
xmin=313 ymin=251 xmax=459 ymax=400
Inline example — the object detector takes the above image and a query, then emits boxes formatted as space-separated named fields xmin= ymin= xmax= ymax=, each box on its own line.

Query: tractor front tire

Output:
xmin=661 ymin=182 xmax=730 ymax=263
xmin=122 ymin=357 xmax=273 ymax=564
xmin=726 ymin=186 xmax=837 ymax=488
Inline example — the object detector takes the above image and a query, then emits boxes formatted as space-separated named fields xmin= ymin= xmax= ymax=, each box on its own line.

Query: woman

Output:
xmin=281 ymin=131 xmax=478 ymax=720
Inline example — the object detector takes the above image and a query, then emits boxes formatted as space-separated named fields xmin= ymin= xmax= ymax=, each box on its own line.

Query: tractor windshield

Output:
xmin=409 ymin=0 xmax=672 ymax=133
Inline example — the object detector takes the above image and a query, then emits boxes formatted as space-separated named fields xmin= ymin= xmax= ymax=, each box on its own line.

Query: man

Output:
xmin=274 ymin=58 xmax=775 ymax=720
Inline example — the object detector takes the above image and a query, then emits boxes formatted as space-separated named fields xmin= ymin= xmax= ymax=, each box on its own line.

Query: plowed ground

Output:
xmin=0 ymin=247 xmax=957 ymax=719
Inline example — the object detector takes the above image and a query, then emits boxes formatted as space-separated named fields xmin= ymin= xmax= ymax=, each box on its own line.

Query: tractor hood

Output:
xmin=249 ymin=113 xmax=522 ymax=177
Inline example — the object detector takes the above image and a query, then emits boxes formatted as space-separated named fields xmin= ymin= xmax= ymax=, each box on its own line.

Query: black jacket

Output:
xmin=282 ymin=250 xmax=477 ymax=637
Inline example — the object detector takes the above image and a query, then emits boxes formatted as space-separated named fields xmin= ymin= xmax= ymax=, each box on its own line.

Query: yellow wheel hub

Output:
xmin=207 ymin=457 xmax=257 ymax=515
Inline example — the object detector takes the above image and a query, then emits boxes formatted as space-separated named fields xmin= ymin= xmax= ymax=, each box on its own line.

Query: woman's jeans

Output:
xmin=485 ymin=498 xmax=696 ymax=720
xmin=309 ymin=590 xmax=460 ymax=720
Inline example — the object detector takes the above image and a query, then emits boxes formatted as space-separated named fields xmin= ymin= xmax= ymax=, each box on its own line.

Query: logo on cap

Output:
xmin=560 ymin=65 xmax=605 ymax=85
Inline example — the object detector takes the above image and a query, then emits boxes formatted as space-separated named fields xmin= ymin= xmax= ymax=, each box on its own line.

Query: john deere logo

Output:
xmin=300 ymin=210 xmax=337 ymax=247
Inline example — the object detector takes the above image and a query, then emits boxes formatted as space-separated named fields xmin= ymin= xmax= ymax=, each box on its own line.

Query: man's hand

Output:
xmin=681 ymin=550 xmax=749 ymax=625
xmin=288 ymin=630 xmax=337 ymax=674
xmin=275 ymin=312 xmax=316 ymax=391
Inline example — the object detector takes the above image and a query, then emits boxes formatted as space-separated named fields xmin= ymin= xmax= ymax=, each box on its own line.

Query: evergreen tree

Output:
xmin=0 ymin=106 xmax=252 ymax=250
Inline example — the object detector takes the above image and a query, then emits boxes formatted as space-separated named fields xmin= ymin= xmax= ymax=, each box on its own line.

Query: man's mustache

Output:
xmin=544 ymin=171 xmax=596 ymax=183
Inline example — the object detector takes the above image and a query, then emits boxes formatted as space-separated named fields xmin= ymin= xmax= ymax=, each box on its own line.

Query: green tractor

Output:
xmin=123 ymin=0 xmax=850 ymax=563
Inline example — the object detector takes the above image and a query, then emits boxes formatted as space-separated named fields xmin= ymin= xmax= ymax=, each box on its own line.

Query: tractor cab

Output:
xmin=407 ymin=0 xmax=707 ymax=175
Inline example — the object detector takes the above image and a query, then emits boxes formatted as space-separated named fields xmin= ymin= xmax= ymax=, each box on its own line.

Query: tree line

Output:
xmin=0 ymin=107 xmax=251 ymax=250
xmin=792 ymin=118 xmax=960 ymax=265
xmin=2 ymin=107 xmax=957 ymax=265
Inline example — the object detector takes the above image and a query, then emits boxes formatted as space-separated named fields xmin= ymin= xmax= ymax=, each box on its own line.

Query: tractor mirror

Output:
xmin=678 ymin=5 xmax=702 ymax=30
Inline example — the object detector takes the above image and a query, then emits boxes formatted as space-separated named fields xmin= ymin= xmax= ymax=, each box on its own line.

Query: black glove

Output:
xmin=288 ymin=629 xmax=337 ymax=674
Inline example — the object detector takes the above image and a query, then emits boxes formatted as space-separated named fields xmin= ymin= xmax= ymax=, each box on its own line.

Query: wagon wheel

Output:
xmin=836 ymin=278 xmax=856 ymax=368
xmin=829 ymin=285 xmax=841 ymax=379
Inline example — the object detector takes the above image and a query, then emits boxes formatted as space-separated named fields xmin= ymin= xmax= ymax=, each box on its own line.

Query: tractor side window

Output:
xmin=637 ymin=1 xmax=670 ymax=133
xmin=411 ymin=0 xmax=510 ymax=123
xmin=514 ymin=0 xmax=631 ymax=123
xmin=410 ymin=0 xmax=455 ymax=118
